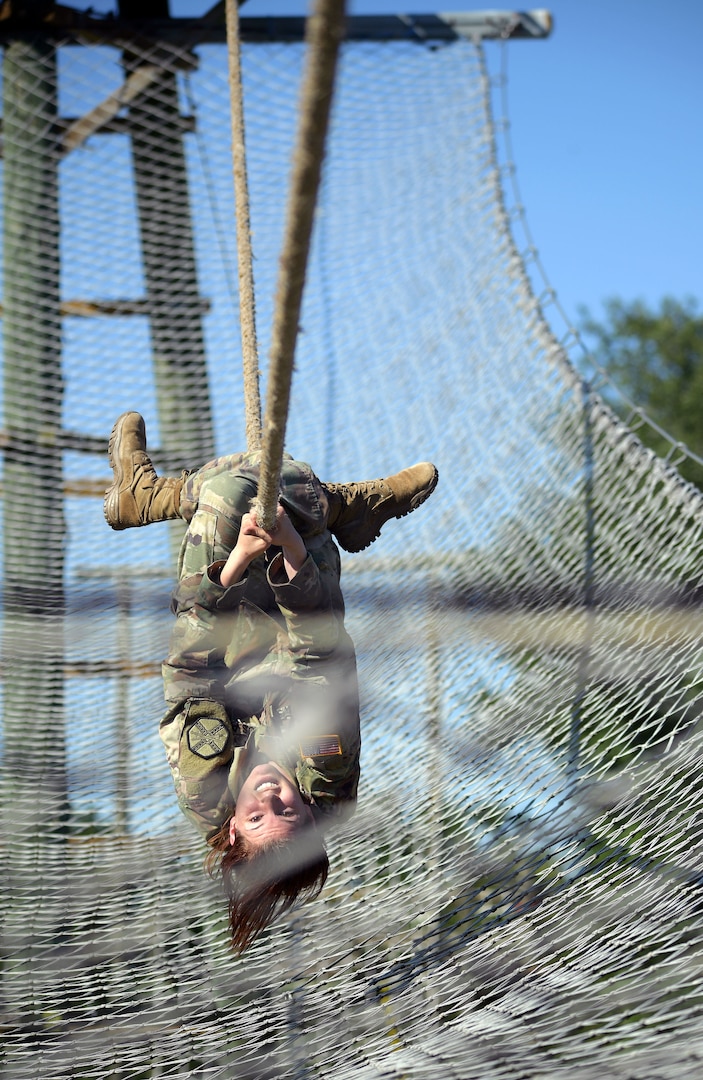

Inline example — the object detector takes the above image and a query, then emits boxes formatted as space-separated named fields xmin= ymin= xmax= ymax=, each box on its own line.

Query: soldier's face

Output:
xmin=230 ymin=762 xmax=314 ymax=848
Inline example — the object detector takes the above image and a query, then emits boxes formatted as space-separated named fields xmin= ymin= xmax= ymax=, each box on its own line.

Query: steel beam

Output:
xmin=0 ymin=8 xmax=553 ymax=44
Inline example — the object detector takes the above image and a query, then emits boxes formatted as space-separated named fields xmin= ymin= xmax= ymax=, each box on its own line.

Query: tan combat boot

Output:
xmin=324 ymin=462 xmax=438 ymax=553
xmin=104 ymin=412 xmax=184 ymax=530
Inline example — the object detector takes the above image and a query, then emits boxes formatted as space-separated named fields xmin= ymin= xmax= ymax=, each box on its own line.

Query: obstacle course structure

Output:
xmin=3 ymin=4 xmax=703 ymax=1078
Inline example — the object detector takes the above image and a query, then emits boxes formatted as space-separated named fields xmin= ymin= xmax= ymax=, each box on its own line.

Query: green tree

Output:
xmin=579 ymin=296 xmax=703 ymax=488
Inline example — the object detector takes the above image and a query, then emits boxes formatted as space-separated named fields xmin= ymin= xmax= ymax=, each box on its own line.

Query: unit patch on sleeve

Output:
xmin=187 ymin=716 xmax=231 ymax=759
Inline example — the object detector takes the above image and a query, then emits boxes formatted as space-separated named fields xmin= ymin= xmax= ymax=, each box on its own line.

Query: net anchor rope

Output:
xmin=226 ymin=0 xmax=346 ymax=529
xmin=495 ymin=39 xmax=703 ymax=475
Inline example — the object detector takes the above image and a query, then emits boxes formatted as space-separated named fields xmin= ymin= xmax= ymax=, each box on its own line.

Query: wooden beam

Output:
xmin=126 ymin=64 xmax=216 ymax=479
xmin=64 ymin=660 xmax=162 ymax=678
xmin=0 ymin=297 xmax=210 ymax=316
xmin=0 ymin=114 xmax=196 ymax=157
xmin=61 ymin=64 xmax=164 ymax=155
xmin=0 ymin=427 xmax=186 ymax=471
xmin=63 ymin=479 xmax=111 ymax=497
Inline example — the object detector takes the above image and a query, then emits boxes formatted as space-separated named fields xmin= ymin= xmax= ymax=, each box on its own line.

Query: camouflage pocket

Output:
xmin=223 ymin=600 xmax=281 ymax=667
xmin=178 ymin=508 xmax=220 ymax=580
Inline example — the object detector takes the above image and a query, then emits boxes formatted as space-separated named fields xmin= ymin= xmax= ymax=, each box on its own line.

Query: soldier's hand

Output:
xmin=269 ymin=506 xmax=307 ymax=578
xmin=246 ymin=506 xmax=307 ymax=579
xmin=268 ymin=505 xmax=302 ymax=548
xmin=237 ymin=511 xmax=276 ymax=557
xmin=218 ymin=511 xmax=273 ymax=587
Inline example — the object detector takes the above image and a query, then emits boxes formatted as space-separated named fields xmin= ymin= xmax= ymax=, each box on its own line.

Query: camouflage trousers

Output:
xmin=172 ymin=452 xmax=341 ymax=615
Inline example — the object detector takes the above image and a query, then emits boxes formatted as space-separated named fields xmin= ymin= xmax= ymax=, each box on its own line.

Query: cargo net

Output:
xmin=2 ymin=25 xmax=703 ymax=1080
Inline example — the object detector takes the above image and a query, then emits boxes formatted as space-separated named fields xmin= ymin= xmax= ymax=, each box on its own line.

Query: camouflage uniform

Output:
xmin=159 ymin=453 xmax=361 ymax=841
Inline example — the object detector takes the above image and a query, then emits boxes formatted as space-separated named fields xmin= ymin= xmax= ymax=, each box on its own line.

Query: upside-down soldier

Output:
xmin=104 ymin=412 xmax=438 ymax=951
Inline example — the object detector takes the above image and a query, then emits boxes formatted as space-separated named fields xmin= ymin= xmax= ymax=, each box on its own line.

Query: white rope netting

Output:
xmin=2 ymin=23 xmax=703 ymax=1080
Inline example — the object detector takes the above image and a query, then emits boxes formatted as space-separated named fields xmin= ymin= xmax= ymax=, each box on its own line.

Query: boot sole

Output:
xmin=103 ymin=412 xmax=141 ymax=530
xmin=341 ymin=465 xmax=439 ymax=553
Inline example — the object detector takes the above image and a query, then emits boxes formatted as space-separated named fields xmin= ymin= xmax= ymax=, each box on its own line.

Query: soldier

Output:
xmin=105 ymin=412 xmax=438 ymax=952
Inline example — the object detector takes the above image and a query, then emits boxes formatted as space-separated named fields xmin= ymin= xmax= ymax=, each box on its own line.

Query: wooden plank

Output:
xmin=61 ymin=64 xmax=163 ymax=155
xmin=0 ymin=298 xmax=210 ymax=316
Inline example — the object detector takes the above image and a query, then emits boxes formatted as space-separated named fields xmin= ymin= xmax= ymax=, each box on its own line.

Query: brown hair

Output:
xmin=205 ymin=818 xmax=329 ymax=954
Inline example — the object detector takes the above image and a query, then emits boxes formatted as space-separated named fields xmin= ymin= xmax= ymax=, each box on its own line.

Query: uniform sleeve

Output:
xmin=267 ymin=552 xmax=341 ymax=667
xmin=162 ymin=563 xmax=251 ymax=706
xmin=159 ymin=697 xmax=238 ymax=841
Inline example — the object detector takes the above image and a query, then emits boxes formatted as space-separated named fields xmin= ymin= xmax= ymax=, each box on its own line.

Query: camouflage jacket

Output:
xmin=160 ymin=548 xmax=361 ymax=841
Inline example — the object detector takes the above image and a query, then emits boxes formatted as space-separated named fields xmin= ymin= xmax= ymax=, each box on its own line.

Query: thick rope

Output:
xmin=225 ymin=0 xmax=261 ymax=451
xmin=252 ymin=0 xmax=346 ymax=531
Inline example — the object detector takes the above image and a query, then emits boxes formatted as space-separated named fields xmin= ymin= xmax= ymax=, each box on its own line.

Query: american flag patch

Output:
xmin=300 ymin=735 xmax=342 ymax=758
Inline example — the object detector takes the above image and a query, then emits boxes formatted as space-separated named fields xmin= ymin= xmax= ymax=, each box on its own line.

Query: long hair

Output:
xmin=205 ymin=818 xmax=329 ymax=953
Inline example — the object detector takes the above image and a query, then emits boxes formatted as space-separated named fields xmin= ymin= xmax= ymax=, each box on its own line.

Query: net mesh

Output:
xmin=2 ymin=24 xmax=703 ymax=1080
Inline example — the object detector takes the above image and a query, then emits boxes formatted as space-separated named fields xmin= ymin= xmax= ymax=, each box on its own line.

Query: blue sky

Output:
xmin=85 ymin=0 xmax=703 ymax=332
xmin=260 ymin=0 xmax=703 ymax=334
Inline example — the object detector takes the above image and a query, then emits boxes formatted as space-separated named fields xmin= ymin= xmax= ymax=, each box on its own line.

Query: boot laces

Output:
xmin=130 ymin=458 xmax=158 ymax=493
xmin=333 ymin=478 xmax=390 ymax=505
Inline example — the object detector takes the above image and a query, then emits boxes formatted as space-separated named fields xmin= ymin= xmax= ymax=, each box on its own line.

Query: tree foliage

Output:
xmin=579 ymin=297 xmax=703 ymax=489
